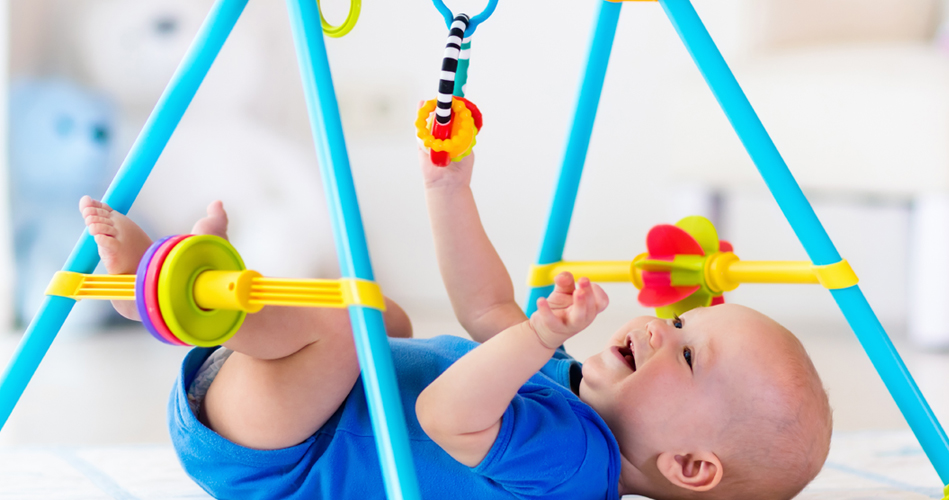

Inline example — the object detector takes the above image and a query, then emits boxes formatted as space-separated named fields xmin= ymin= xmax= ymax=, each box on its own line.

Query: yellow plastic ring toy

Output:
xmin=415 ymin=98 xmax=479 ymax=159
xmin=157 ymin=235 xmax=247 ymax=347
xmin=316 ymin=0 xmax=361 ymax=38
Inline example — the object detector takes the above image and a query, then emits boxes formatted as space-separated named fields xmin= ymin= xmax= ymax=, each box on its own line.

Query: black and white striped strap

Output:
xmin=435 ymin=14 xmax=470 ymax=126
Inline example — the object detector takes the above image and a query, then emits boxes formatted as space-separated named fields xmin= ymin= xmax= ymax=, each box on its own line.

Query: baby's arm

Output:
xmin=419 ymin=149 xmax=525 ymax=342
xmin=417 ymin=273 xmax=607 ymax=467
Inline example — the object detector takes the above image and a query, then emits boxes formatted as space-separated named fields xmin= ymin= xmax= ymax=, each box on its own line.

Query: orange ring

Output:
xmin=415 ymin=98 xmax=479 ymax=159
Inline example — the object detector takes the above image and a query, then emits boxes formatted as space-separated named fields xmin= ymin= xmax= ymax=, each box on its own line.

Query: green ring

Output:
xmin=316 ymin=0 xmax=361 ymax=38
xmin=157 ymin=235 xmax=247 ymax=347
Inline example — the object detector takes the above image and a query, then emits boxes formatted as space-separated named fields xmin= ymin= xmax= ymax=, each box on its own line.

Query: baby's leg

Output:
xmin=82 ymin=197 xmax=412 ymax=449
xmin=205 ymin=289 xmax=413 ymax=450
xmin=185 ymin=202 xmax=413 ymax=449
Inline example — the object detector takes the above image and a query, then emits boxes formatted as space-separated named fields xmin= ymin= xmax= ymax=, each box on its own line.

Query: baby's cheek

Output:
xmin=627 ymin=370 xmax=690 ymax=412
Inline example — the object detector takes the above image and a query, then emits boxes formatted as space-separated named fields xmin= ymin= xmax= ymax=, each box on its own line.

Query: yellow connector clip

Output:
xmin=45 ymin=271 xmax=135 ymax=301
xmin=814 ymin=260 xmax=859 ymax=290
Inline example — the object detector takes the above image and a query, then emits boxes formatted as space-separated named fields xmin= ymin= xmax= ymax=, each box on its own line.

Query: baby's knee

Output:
xmin=383 ymin=299 xmax=413 ymax=338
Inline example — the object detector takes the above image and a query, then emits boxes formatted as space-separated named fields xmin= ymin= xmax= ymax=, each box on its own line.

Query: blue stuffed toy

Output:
xmin=9 ymin=78 xmax=117 ymax=330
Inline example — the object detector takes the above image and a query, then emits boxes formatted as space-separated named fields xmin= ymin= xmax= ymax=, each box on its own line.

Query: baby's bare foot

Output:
xmin=80 ymin=196 xmax=152 ymax=321
xmin=80 ymin=196 xmax=153 ymax=275
xmin=191 ymin=201 xmax=229 ymax=239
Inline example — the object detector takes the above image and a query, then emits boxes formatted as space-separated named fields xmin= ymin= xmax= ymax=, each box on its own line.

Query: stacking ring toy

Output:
xmin=416 ymin=98 xmax=480 ymax=160
xmin=144 ymin=236 xmax=191 ymax=346
xmin=316 ymin=0 xmax=361 ymax=38
xmin=136 ymin=236 xmax=187 ymax=345
xmin=47 ymin=235 xmax=389 ymax=347
xmin=157 ymin=235 xmax=247 ymax=347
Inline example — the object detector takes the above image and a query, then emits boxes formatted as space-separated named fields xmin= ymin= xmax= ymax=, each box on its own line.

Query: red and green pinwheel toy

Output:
xmin=634 ymin=216 xmax=733 ymax=319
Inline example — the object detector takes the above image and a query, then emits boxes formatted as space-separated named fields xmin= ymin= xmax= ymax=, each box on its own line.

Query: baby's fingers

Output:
xmin=590 ymin=283 xmax=609 ymax=313
xmin=567 ymin=279 xmax=598 ymax=325
xmin=534 ymin=297 xmax=556 ymax=324
xmin=552 ymin=272 xmax=576 ymax=295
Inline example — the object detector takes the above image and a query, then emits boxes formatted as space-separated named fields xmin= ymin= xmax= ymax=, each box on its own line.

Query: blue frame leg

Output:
xmin=284 ymin=1 xmax=420 ymax=499
xmin=526 ymin=0 xmax=622 ymax=316
xmin=659 ymin=0 xmax=949 ymax=483
xmin=0 ymin=0 xmax=249 ymax=431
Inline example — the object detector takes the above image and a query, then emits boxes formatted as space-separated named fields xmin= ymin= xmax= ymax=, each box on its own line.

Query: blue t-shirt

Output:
xmin=169 ymin=335 xmax=621 ymax=500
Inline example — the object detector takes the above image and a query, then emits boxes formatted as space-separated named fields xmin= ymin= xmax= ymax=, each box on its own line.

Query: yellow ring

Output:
xmin=415 ymin=98 xmax=479 ymax=158
xmin=157 ymin=235 xmax=247 ymax=347
xmin=316 ymin=0 xmax=361 ymax=38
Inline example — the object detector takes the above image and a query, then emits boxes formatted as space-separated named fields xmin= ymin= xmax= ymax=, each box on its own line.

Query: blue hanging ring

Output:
xmin=431 ymin=0 xmax=498 ymax=37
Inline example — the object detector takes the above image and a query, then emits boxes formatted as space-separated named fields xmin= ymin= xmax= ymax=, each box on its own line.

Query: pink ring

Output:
xmin=145 ymin=235 xmax=191 ymax=346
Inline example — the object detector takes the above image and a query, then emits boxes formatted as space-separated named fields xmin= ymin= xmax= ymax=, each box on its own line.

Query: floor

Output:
xmin=0 ymin=308 xmax=947 ymax=498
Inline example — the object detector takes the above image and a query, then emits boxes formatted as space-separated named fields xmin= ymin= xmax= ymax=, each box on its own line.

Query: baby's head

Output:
xmin=580 ymin=304 xmax=831 ymax=500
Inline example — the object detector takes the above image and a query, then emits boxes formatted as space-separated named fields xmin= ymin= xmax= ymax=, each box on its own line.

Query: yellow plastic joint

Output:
xmin=630 ymin=253 xmax=647 ymax=290
xmin=194 ymin=270 xmax=264 ymax=314
xmin=943 ymin=483 xmax=948 ymax=500
xmin=528 ymin=263 xmax=558 ymax=288
xmin=814 ymin=260 xmax=859 ymax=290
xmin=705 ymin=252 xmax=741 ymax=293
xmin=45 ymin=271 xmax=135 ymax=301
xmin=341 ymin=279 xmax=386 ymax=311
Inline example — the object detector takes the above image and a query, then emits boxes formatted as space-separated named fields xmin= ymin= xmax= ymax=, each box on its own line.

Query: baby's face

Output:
xmin=580 ymin=304 xmax=791 ymax=468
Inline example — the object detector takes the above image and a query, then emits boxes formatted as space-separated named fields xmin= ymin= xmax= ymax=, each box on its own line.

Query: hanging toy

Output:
xmin=416 ymin=13 xmax=483 ymax=167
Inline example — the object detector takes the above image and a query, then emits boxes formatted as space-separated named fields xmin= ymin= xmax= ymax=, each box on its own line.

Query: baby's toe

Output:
xmin=93 ymin=233 xmax=119 ymax=253
xmin=79 ymin=196 xmax=111 ymax=212
xmin=87 ymin=221 xmax=117 ymax=237
xmin=82 ymin=206 xmax=113 ymax=219
xmin=84 ymin=214 xmax=114 ymax=229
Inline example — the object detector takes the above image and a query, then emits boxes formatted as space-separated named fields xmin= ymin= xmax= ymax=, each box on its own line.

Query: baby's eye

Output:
xmin=683 ymin=347 xmax=693 ymax=369
xmin=672 ymin=314 xmax=683 ymax=329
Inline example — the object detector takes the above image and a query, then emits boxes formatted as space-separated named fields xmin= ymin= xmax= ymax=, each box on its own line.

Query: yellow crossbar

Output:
xmin=46 ymin=270 xmax=386 ymax=312
xmin=528 ymin=261 xmax=632 ymax=287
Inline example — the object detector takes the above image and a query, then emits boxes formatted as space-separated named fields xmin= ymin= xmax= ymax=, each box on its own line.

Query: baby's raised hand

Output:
xmin=418 ymin=146 xmax=474 ymax=189
xmin=417 ymin=101 xmax=474 ymax=189
xmin=530 ymin=272 xmax=609 ymax=349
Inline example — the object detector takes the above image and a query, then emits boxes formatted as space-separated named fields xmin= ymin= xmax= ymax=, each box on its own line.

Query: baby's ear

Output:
xmin=656 ymin=451 xmax=723 ymax=492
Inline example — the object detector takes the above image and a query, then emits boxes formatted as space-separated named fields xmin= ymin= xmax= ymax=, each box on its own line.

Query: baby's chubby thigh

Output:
xmin=201 ymin=306 xmax=363 ymax=451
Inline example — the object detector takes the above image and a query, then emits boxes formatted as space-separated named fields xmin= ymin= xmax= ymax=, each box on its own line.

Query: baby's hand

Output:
xmin=530 ymin=272 xmax=609 ymax=349
xmin=418 ymin=146 xmax=474 ymax=189
xmin=418 ymin=101 xmax=474 ymax=189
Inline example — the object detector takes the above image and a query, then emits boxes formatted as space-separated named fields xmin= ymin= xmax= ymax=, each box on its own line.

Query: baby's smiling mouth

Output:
xmin=618 ymin=337 xmax=636 ymax=371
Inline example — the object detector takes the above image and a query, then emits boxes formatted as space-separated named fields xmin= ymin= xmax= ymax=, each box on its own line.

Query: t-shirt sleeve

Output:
xmin=472 ymin=385 xmax=613 ymax=499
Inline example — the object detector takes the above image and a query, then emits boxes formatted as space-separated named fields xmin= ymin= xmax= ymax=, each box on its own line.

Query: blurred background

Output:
xmin=0 ymin=0 xmax=948 ymax=461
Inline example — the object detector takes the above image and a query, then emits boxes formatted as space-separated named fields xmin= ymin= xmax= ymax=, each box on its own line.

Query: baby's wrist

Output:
xmin=526 ymin=318 xmax=562 ymax=350
xmin=424 ymin=177 xmax=470 ymax=192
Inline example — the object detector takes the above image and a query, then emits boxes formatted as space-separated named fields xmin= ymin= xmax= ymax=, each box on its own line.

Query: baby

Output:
xmin=79 ymin=149 xmax=831 ymax=499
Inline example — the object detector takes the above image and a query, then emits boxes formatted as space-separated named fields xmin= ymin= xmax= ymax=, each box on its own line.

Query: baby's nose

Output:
xmin=645 ymin=319 xmax=669 ymax=349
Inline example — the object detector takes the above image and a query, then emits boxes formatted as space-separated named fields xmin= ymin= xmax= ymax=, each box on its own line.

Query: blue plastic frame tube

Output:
xmin=526 ymin=0 xmax=621 ymax=317
xmin=285 ymin=1 xmax=421 ymax=499
xmin=0 ymin=0 xmax=249 ymax=431
xmin=659 ymin=0 xmax=949 ymax=483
